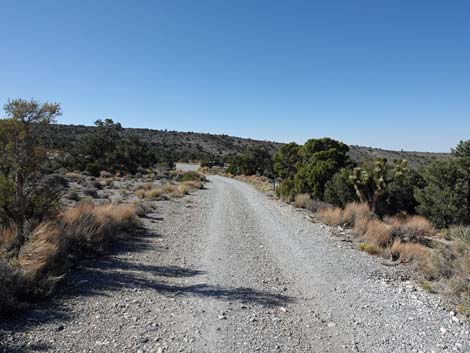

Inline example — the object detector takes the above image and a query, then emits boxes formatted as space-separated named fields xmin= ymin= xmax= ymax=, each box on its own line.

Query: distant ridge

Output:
xmin=50 ymin=124 xmax=449 ymax=167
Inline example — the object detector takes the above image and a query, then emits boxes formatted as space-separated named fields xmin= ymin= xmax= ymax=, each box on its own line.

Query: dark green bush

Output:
xmin=0 ymin=99 xmax=62 ymax=250
xmin=324 ymin=168 xmax=357 ymax=207
xmin=294 ymin=138 xmax=351 ymax=200
xmin=66 ymin=119 xmax=164 ymax=176
xmin=415 ymin=159 xmax=470 ymax=227
xmin=226 ymin=146 xmax=274 ymax=177
xmin=181 ymin=171 xmax=203 ymax=182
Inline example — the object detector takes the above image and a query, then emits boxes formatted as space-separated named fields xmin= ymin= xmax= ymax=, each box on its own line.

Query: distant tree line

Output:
xmin=228 ymin=137 xmax=470 ymax=228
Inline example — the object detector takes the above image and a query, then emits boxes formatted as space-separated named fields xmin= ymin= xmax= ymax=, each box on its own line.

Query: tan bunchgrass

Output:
xmin=391 ymin=239 xmax=430 ymax=263
xmin=183 ymin=180 xmax=204 ymax=190
xmin=294 ymin=193 xmax=311 ymax=208
xmin=363 ymin=219 xmax=392 ymax=247
xmin=358 ymin=242 xmax=381 ymax=255
xmin=342 ymin=202 xmax=371 ymax=226
xmin=146 ymin=188 xmax=164 ymax=199
xmin=0 ymin=226 xmax=17 ymax=250
xmin=135 ymin=189 xmax=146 ymax=199
xmin=18 ymin=221 xmax=64 ymax=275
xmin=387 ymin=215 xmax=435 ymax=240
xmin=318 ymin=202 xmax=372 ymax=229
xmin=318 ymin=207 xmax=344 ymax=226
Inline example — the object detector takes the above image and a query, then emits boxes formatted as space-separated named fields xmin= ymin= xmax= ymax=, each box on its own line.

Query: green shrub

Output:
xmin=415 ymin=159 xmax=470 ymax=227
xmin=226 ymin=146 xmax=273 ymax=177
xmin=181 ymin=171 xmax=203 ymax=182
xmin=66 ymin=119 xmax=168 ymax=176
xmin=0 ymin=99 xmax=62 ymax=250
xmin=324 ymin=169 xmax=357 ymax=207
xmin=293 ymin=138 xmax=351 ymax=200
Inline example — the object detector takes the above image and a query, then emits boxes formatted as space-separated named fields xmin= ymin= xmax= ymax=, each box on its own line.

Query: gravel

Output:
xmin=1 ymin=175 xmax=468 ymax=353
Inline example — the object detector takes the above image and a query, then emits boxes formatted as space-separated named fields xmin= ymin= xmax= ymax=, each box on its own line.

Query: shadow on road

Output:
xmin=0 ymin=220 xmax=293 ymax=352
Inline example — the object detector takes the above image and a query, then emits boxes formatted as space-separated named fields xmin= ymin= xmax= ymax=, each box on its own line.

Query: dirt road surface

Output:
xmin=1 ymin=176 xmax=468 ymax=353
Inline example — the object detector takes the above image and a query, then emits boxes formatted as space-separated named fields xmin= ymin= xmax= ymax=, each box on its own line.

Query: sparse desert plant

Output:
xmin=421 ymin=280 xmax=436 ymax=293
xmin=100 ymin=170 xmax=113 ymax=178
xmin=318 ymin=207 xmax=344 ymax=226
xmin=146 ymin=188 xmax=164 ymax=199
xmin=342 ymin=202 xmax=371 ymax=227
xmin=183 ymin=180 xmax=204 ymax=190
xmin=390 ymin=239 xmax=430 ymax=264
xmin=135 ymin=189 xmax=146 ymax=199
xmin=387 ymin=215 xmax=435 ymax=241
xmin=294 ymin=193 xmax=311 ymax=208
xmin=0 ymin=226 xmax=17 ymax=252
xmin=358 ymin=242 xmax=381 ymax=255
xmin=363 ymin=219 xmax=392 ymax=247
xmin=0 ymin=99 xmax=62 ymax=251
xmin=181 ymin=171 xmax=205 ymax=182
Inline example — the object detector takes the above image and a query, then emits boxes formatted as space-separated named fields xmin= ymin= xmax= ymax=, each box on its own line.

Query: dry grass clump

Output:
xmin=134 ymin=179 xmax=204 ymax=200
xmin=391 ymin=239 xmax=430 ymax=263
xmin=234 ymin=175 xmax=274 ymax=194
xmin=363 ymin=219 xmax=392 ymax=247
xmin=63 ymin=202 xmax=136 ymax=239
xmin=358 ymin=242 xmax=381 ymax=255
xmin=342 ymin=202 xmax=372 ymax=227
xmin=318 ymin=207 xmax=344 ymax=226
xmin=0 ymin=202 xmax=140 ymax=313
xmin=318 ymin=202 xmax=372 ymax=228
xmin=183 ymin=180 xmax=204 ymax=190
xmin=386 ymin=215 xmax=435 ymax=241
xmin=0 ymin=226 xmax=17 ymax=252
xmin=64 ymin=172 xmax=82 ymax=182
xmin=294 ymin=194 xmax=311 ymax=208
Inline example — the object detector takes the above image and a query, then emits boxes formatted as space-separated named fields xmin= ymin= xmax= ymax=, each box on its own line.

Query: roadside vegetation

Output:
xmin=0 ymin=99 xmax=205 ymax=314
xmin=214 ymin=136 xmax=470 ymax=316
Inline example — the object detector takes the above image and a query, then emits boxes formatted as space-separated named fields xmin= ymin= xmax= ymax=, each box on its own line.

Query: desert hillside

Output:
xmin=50 ymin=124 xmax=449 ymax=167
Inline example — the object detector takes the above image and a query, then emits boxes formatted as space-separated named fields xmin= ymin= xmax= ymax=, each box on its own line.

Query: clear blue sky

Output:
xmin=1 ymin=0 xmax=469 ymax=152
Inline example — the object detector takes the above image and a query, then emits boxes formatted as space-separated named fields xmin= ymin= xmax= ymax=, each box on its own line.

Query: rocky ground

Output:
xmin=1 ymin=175 xmax=468 ymax=353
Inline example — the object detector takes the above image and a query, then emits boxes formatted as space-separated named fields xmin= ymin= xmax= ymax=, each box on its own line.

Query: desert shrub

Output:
xmin=0 ymin=226 xmax=17 ymax=251
xmin=415 ymin=159 xmax=470 ymax=227
xmin=181 ymin=171 xmax=204 ymax=182
xmin=382 ymin=168 xmax=425 ymax=215
xmin=66 ymin=119 xmax=166 ymax=176
xmin=276 ymin=179 xmax=296 ymax=201
xmin=318 ymin=207 xmax=344 ymax=226
xmin=273 ymin=143 xmax=301 ymax=198
xmin=294 ymin=138 xmax=351 ymax=200
xmin=0 ymin=99 xmax=62 ymax=250
xmin=390 ymin=239 xmax=431 ymax=272
xmin=342 ymin=202 xmax=372 ymax=227
xmin=59 ymin=202 xmax=137 ymax=254
xmin=386 ymin=215 xmax=434 ymax=241
xmin=318 ymin=202 xmax=372 ymax=228
xmin=183 ymin=180 xmax=204 ymax=190
xmin=294 ymin=194 xmax=311 ymax=208
xmin=363 ymin=219 xmax=392 ymax=247
xmin=350 ymin=158 xmax=413 ymax=215
xmin=324 ymin=169 xmax=357 ymax=207
xmin=0 ymin=202 xmax=139 ymax=313
xmin=358 ymin=242 xmax=381 ymax=255
xmin=227 ymin=146 xmax=274 ymax=177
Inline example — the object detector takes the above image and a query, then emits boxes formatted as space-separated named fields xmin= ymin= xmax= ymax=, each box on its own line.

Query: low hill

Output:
xmin=50 ymin=124 xmax=449 ymax=167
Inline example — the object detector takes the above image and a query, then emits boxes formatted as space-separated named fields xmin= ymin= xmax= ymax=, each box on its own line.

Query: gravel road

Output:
xmin=1 ymin=175 xmax=468 ymax=353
